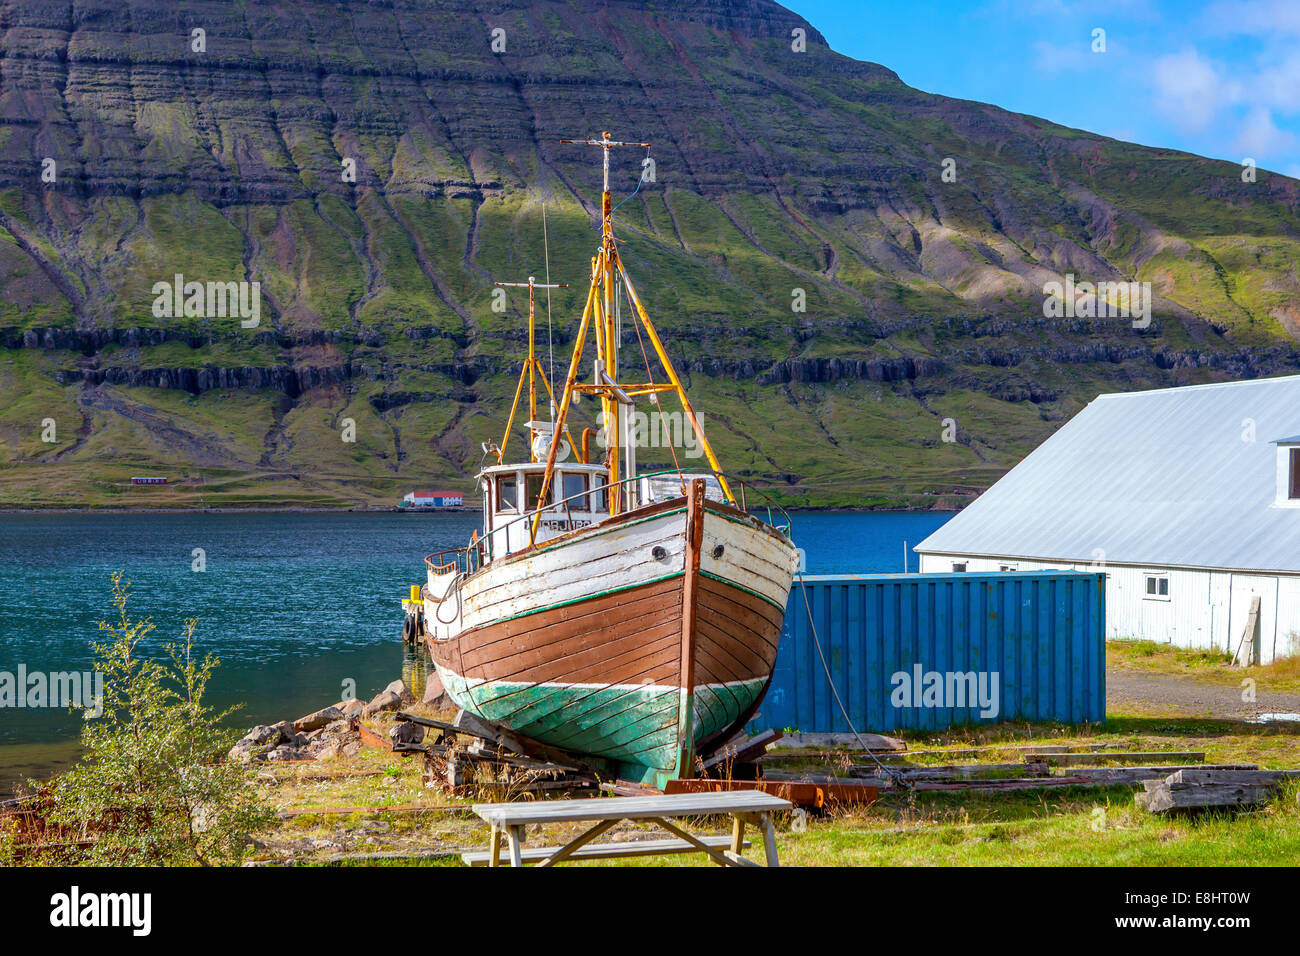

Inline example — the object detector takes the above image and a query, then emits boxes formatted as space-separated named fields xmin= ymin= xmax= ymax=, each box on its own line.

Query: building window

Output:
xmin=952 ymin=562 xmax=967 ymax=573
xmin=1291 ymin=448 xmax=1300 ymax=500
xmin=1144 ymin=574 xmax=1170 ymax=600
xmin=999 ymin=564 xmax=1018 ymax=572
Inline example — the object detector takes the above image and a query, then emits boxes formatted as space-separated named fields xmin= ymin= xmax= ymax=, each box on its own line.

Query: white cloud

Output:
xmin=1150 ymin=48 xmax=1233 ymax=131
xmin=1252 ymin=53 xmax=1300 ymax=113
xmin=1200 ymin=0 xmax=1300 ymax=36
xmin=1233 ymin=106 xmax=1297 ymax=159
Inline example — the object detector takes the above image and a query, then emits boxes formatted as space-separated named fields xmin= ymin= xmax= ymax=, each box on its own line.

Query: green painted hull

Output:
xmin=437 ymin=666 xmax=767 ymax=785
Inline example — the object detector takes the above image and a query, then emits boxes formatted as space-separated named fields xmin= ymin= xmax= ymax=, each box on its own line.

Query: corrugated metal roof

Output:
xmin=917 ymin=374 xmax=1300 ymax=573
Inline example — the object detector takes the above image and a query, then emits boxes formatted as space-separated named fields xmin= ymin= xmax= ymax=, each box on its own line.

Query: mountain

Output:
xmin=1 ymin=0 xmax=1298 ymax=509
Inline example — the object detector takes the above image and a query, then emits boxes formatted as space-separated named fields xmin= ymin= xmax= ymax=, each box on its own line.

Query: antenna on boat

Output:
xmin=529 ymin=133 xmax=736 ymax=543
xmin=493 ymin=275 xmax=569 ymax=463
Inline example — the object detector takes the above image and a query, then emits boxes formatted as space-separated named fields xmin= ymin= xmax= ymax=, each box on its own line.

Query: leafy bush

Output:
xmin=41 ymin=573 xmax=274 ymax=865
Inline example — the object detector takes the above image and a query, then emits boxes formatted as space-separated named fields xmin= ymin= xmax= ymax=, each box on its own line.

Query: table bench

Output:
xmin=467 ymin=790 xmax=792 ymax=867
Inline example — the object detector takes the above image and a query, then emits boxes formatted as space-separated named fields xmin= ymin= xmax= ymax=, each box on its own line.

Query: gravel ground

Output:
xmin=1108 ymin=670 xmax=1300 ymax=719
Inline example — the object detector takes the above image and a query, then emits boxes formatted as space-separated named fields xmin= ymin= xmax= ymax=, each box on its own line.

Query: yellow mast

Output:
xmin=531 ymin=132 xmax=735 ymax=542
xmin=493 ymin=276 xmax=568 ymax=462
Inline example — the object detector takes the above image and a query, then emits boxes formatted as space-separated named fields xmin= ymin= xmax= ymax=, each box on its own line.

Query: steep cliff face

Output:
xmin=0 ymin=0 xmax=1297 ymax=508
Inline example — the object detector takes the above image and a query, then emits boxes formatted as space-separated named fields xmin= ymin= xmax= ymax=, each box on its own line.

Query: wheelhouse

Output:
xmin=479 ymin=461 xmax=611 ymax=560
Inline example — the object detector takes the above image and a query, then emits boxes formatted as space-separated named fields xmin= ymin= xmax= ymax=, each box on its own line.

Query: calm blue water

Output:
xmin=0 ymin=510 xmax=952 ymax=786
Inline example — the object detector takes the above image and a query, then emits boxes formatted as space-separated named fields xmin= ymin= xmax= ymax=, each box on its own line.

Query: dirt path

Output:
xmin=1108 ymin=671 xmax=1300 ymax=719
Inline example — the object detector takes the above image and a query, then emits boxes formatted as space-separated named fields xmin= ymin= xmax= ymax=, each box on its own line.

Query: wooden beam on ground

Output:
xmin=1165 ymin=768 xmax=1300 ymax=785
xmin=257 ymin=768 xmax=389 ymax=782
xmin=354 ymin=721 xmax=394 ymax=753
xmin=1141 ymin=782 xmax=1276 ymax=812
xmin=244 ymin=850 xmax=461 ymax=867
xmin=276 ymin=803 xmax=473 ymax=819
xmin=874 ymin=743 xmax=1115 ymax=762
xmin=766 ymin=732 xmax=906 ymax=752
xmin=1029 ymin=751 xmax=1205 ymax=766
xmin=853 ymin=762 xmax=1051 ymax=780
xmin=764 ymin=743 xmax=1119 ymax=766
xmin=1058 ymin=764 xmax=1258 ymax=786
xmin=776 ymin=763 xmax=1269 ymax=794
xmin=698 ymin=729 xmax=782 ymax=776
xmin=1137 ymin=767 xmax=1300 ymax=813
xmin=664 ymin=777 xmax=878 ymax=809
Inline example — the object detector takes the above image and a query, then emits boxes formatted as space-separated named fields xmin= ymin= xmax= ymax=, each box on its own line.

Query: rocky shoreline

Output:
xmin=228 ymin=675 xmax=450 ymax=765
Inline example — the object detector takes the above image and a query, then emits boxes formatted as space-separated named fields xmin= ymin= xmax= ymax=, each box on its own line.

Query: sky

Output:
xmin=783 ymin=0 xmax=1300 ymax=177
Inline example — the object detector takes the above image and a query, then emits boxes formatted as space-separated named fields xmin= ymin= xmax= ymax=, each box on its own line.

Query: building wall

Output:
xmin=918 ymin=553 xmax=1300 ymax=664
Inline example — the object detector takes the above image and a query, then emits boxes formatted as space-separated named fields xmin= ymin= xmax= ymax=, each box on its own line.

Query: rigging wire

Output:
xmin=610 ymin=145 xmax=652 ymax=217
xmin=622 ymin=249 xmax=686 ymax=495
xmin=798 ymin=574 xmax=911 ymax=789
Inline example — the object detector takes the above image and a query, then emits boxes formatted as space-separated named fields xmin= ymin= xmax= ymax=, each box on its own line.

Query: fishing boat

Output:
xmin=420 ymin=133 xmax=799 ymax=787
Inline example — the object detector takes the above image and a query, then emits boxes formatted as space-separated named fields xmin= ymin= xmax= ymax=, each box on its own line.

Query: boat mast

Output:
xmin=530 ymin=132 xmax=735 ymax=542
xmin=493 ymin=275 xmax=568 ymax=462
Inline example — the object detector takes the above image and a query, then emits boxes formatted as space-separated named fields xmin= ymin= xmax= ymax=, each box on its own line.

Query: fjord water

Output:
xmin=0 ymin=510 xmax=952 ymax=789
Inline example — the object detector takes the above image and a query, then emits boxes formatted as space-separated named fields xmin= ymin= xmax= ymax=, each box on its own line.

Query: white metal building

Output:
xmin=916 ymin=374 xmax=1300 ymax=663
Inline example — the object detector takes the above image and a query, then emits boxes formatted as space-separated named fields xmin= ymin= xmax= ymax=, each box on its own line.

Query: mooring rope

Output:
xmin=798 ymin=574 xmax=911 ymax=789
xmin=433 ymin=572 xmax=464 ymax=625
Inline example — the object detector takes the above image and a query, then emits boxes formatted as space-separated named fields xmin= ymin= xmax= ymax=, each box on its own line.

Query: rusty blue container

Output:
xmin=755 ymin=571 xmax=1106 ymax=733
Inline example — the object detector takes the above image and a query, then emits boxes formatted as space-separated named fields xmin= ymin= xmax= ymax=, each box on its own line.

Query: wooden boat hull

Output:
xmin=424 ymin=482 xmax=796 ymax=786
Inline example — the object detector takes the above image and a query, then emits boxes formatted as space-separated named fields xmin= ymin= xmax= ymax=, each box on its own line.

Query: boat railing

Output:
xmin=423 ymin=468 xmax=794 ymax=580
xmin=424 ymin=547 xmax=481 ymax=582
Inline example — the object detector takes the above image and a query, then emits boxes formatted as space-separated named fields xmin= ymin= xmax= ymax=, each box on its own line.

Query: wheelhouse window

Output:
xmin=561 ymin=472 xmax=589 ymax=509
xmin=495 ymin=475 xmax=518 ymax=512
xmin=525 ymin=473 xmax=551 ymax=511
xmin=1144 ymin=574 xmax=1170 ymax=599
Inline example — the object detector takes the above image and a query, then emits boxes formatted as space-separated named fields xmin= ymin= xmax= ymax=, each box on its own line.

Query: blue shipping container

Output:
xmin=755 ymin=571 xmax=1106 ymax=734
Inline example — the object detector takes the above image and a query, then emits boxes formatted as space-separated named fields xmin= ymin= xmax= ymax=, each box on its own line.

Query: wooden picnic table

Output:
xmin=467 ymin=790 xmax=792 ymax=867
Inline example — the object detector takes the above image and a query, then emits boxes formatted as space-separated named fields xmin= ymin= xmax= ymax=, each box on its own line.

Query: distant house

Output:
xmin=916 ymin=374 xmax=1300 ymax=664
xmin=401 ymin=491 xmax=463 ymax=508
xmin=130 ymin=476 xmax=168 ymax=485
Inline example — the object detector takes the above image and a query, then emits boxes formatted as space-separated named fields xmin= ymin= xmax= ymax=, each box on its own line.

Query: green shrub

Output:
xmin=41 ymin=573 xmax=275 ymax=866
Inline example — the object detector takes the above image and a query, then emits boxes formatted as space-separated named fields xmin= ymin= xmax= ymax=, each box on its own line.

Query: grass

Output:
xmin=775 ymin=779 xmax=1300 ymax=866
xmin=248 ymin=707 xmax=1300 ymax=867
xmin=1108 ymin=639 xmax=1300 ymax=695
